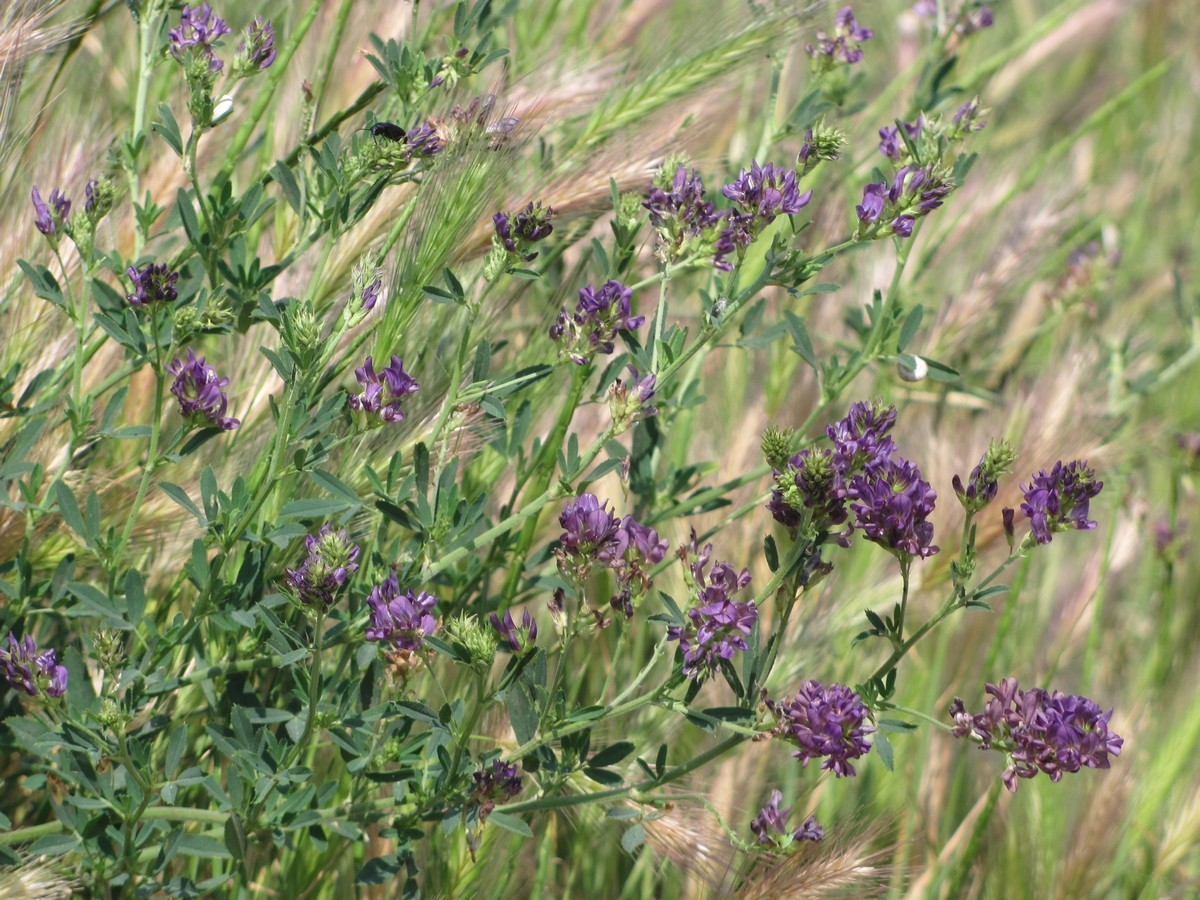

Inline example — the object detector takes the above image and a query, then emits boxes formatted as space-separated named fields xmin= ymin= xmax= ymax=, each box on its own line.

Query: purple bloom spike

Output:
xmin=847 ymin=455 xmax=940 ymax=560
xmin=767 ymin=681 xmax=874 ymax=777
xmin=284 ymin=524 xmax=360 ymax=607
xmin=558 ymin=493 xmax=627 ymax=566
xmin=950 ymin=678 xmax=1123 ymax=792
xmin=0 ymin=632 xmax=68 ymax=699
xmin=551 ymin=279 xmax=643 ymax=365
xmin=666 ymin=541 xmax=755 ymax=681
xmin=169 ymin=3 xmax=231 ymax=71
xmin=167 ymin=348 xmax=240 ymax=430
xmin=238 ymin=16 xmax=276 ymax=71
xmin=493 ymin=202 xmax=554 ymax=261
xmin=126 ymin=262 xmax=180 ymax=307
xmin=1018 ymin=460 xmax=1103 ymax=544
xmin=364 ymin=572 xmax=437 ymax=651
xmin=490 ymin=608 xmax=538 ymax=652
xmin=807 ymin=6 xmax=874 ymax=66
xmin=32 ymin=185 xmax=70 ymax=236
xmin=715 ymin=161 xmax=811 ymax=270
xmin=750 ymin=790 xmax=826 ymax=849
xmin=348 ymin=355 xmax=419 ymax=423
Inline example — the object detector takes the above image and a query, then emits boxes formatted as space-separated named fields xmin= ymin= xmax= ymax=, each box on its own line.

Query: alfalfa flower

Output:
xmin=766 ymin=680 xmax=874 ymax=777
xmin=667 ymin=540 xmax=755 ymax=682
xmin=1012 ymin=459 xmax=1103 ymax=545
xmin=847 ymin=455 xmax=940 ymax=561
xmin=644 ymin=162 xmax=723 ymax=263
xmin=855 ymin=164 xmax=954 ymax=239
xmin=31 ymin=185 xmax=70 ymax=240
xmin=234 ymin=15 xmax=276 ymax=74
xmin=878 ymin=116 xmax=924 ymax=160
xmin=557 ymin=492 xmax=628 ymax=573
xmin=167 ymin=348 xmax=240 ymax=430
xmin=806 ymin=6 xmax=874 ymax=69
xmin=284 ymin=524 xmax=360 ymax=607
xmin=550 ymin=280 xmax=644 ymax=365
xmin=493 ymin=201 xmax=554 ymax=262
xmin=168 ymin=3 xmax=231 ymax=72
xmin=365 ymin=573 xmax=438 ymax=651
xmin=490 ymin=608 xmax=538 ymax=653
xmin=347 ymin=355 xmax=419 ymax=423
xmin=952 ymin=440 xmax=1016 ymax=513
xmin=0 ymin=632 xmax=68 ymax=699
xmin=126 ymin=262 xmax=179 ymax=307
xmin=750 ymin=790 xmax=825 ymax=850
xmin=607 ymin=365 xmax=658 ymax=427
xmin=949 ymin=678 xmax=1123 ymax=793
xmin=714 ymin=161 xmax=812 ymax=271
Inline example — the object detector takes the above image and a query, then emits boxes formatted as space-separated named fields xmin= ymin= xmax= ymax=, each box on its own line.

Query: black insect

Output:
xmin=367 ymin=121 xmax=407 ymax=143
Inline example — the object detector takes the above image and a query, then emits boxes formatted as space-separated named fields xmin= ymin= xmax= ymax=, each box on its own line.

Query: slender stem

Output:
xmin=498 ymin=368 xmax=588 ymax=603
xmin=649 ymin=267 xmax=669 ymax=372
xmin=109 ymin=343 xmax=165 ymax=584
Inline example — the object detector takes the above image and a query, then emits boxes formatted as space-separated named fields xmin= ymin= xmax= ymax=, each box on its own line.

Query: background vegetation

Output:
xmin=1 ymin=0 xmax=1197 ymax=896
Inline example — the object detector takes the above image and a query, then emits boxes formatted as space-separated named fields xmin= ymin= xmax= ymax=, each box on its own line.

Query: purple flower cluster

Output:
xmin=493 ymin=201 xmax=554 ymax=262
xmin=766 ymin=680 xmax=874 ymax=778
xmin=126 ymin=262 xmax=179 ymax=307
xmin=284 ymin=524 xmax=360 ymax=607
xmin=0 ymin=633 xmax=68 ymax=699
xmin=167 ymin=348 xmax=240 ymax=430
xmin=348 ymin=355 xmax=419 ymax=424
xmin=1012 ymin=460 xmax=1102 ymax=545
xmin=361 ymin=275 xmax=382 ymax=312
xmin=879 ymin=117 xmax=923 ymax=160
xmin=472 ymin=758 xmax=522 ymax=818
xmin=806 ymin=6 xmax=874 ymax=66
xmin=848 ymin=456 xmax=940 ymax=560
xmin=856 ymin=165 xmax=953 ymax=238
xmin=405 ymin=122 xmax=444 ymax=159
xmin=952 ymin=442 xmax=1014 ymax=513
xmin=365 ymin=572 xmax=438 ymax=651
xmin=950 ymin=678 xmax=1123 ymax=793
xmin=767 ymin=448 xmax=850 ymax=542
xmin=914 ymin=1 xmax=994 ymax=35
xmin=490 ymin=608 xmax=538 ymax=652
xmin=556 ymin=494 xmax=668 ymax=616
xmin=237 ymin=16 xmax=276 ymax=72
xmin=666 ymin=539 xmax=755 ymax=681
xmin=750 ymin=790 xmax=825 ymax=849
xmin=31 ymin=185 xmax=70 ymax=237
xmin=644 ymin=164 xmax=722 ymax=256
xmin=169 ymin=3 xmax=231 ymax=72
xmin=769 ymin=401 xmax=938 ymax=560
xmin=715 ymin=162 xmax=811 ymax=271
xmin=550 ymin=279 xmax=644 ymax=365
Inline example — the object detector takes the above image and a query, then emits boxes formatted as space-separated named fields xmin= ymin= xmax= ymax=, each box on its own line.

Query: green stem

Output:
xmin=109 ymin=346 xmax=165 ymax=584
xmin=498 ymin=368 xmax=588 ymax=603
xmin=649 ymin=267 xmax=669 ymax=372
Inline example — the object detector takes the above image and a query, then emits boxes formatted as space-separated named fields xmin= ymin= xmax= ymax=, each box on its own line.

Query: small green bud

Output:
xmin=761 ymin=426 xmax=795 ymax=471
xmin=442 ymin=614 xmax=497 ymax=671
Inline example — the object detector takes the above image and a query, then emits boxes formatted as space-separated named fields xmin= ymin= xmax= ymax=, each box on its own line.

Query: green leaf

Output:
xmin=620 ymin=823 xmax=646 ymax=854
xmin=153 ymin=103 xmax=184 ymax=156
xmin=588 ymin=741 xmax=635 ymax=768
xmin=874 ymin=729 xmax=894 ymax=772
xmin=309 ymin=469 xmax=362 ymax=506
xmin=584 ymin=767 xmax=623 ymax=786
xmin=897 ymin=305 xmax=924 ymax=352
xmin=488 ymin=811 xmax=533 ymax=837
xmin=160 ymin=482 xmax=204 ymax=522
xmin=123 ymin=568 xmax=146 ymax=626
xmin=29 ymin=833 xmax=81 ymax=856
xmin=166 ymin=723 xmax=187 ymax=778
xmin=176 ymin=833 xmax=232 ymax=859
xmin=53 ymin=481 xmax=86 ymax=541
